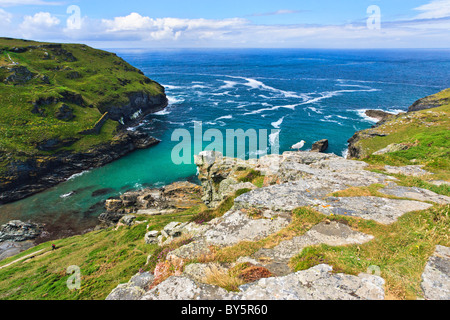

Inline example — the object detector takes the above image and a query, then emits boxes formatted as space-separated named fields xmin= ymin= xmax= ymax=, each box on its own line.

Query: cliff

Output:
xmin=347 ymin=88 xmax=450 ymax=168
xmin=0 ymin=38 xmax=168 ymax=204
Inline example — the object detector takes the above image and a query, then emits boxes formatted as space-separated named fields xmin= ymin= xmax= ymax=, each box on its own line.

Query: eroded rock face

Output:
xmin=421 ymin=245 xmax=450 ymax=300
xmin=310 ymin=139 xmax=329 ymax=153
xmin=0 ymin=220 xmax=43 ymax=242
xmin=194 ymin=151 xmax=258 ymax=208
xmin=99 ymin=181 xmax=202 ymax=226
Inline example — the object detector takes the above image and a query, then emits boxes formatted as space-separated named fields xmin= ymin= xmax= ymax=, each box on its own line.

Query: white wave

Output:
xmin=352 ymin=108 xmax=402 ymax=123
xmin=271 ymin=116 xmax=285 ymax=129
xmin=60 ymin=191 xmax=74 ymax=199
xmin=320 ymin=118 xmax=343 ymax=126
xmin=215 ymin=115 xmax=233 ymax=121
xmin=243 ymin=104 xmax=297 ymax=116
xmin=342 ymin=148 xmax=349 ymax=159
xmin=154 ymin=109 xmax=172 ymax=115
xmin=306 ymin=106 xmax=323 ymax=114
xmin=219 ymin=80 xmax=238 ymax=90
xmin=269 ymin=130 xmax=280 ymax=147
xmin=192 ymin=84 xmax=209 ymax=89
xmin=168 ymin=95 xmax=185 ymax=105
xmin=225 ymin=76 xmax=306 ymax=99
xmin=168 ymin=121 xmax=185 ymax=126
xmin=67 ymin=170 xmax=89 ymax=181
xmin=300 ymin=88 xmax=380 ymax=107
xmin=163 ymin=84 xmax=183 ymax=90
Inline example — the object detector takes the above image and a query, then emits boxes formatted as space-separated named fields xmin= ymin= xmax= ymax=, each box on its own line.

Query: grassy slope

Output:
xmin=353 ymin=88 xmax=450 ymax=182
xmin=0 ymin=38 xmax=164 ymax=174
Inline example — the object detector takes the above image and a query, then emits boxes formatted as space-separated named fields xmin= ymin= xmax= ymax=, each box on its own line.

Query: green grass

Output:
xmin=290 ymin=204 xmax=450 ymax=300
xmin=0 ymin=37 xmax=164 ymax=174
xmin=0 ymin=210 xmax=196 ymax=300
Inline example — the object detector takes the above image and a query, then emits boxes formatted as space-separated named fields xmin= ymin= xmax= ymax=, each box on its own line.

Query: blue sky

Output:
xmin=1 ymin=0 xmax=449 ymax=48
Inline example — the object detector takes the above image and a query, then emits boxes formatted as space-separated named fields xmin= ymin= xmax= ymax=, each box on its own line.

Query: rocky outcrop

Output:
xmin=0 ymin=220 xmax=43 ymax=242
xmin=107 ymin=149 xmax=449 ymax=301
xmin=408 ymin=88 xmax=450 ymax=112
xmin=365 ymin=110 xmax=395 ymax=122
xmin=194 ymin=151 xmax=258 ymax=208
xmin=0 ymin=130 xmax=160 ymax=205
xmin=310 ymin=139 xmax=328 ymax=153
xmin=99 ymin=181 xmax=202 ymax=227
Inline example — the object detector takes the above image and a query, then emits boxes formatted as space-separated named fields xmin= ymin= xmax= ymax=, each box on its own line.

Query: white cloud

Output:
xmin=252 ymin=9 xmax=303 ymax=16
xmin=0 ymin=8 xmax=12 ymax=25
xmin=19 ymin=12 xmax=61 ymax=38
xmin=101 ymin=13 xmax=247 ymax=41
xmin=414 ymin=0 xmax=450 ymax=19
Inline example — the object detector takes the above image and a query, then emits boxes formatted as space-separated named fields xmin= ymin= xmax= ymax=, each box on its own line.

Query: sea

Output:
xmin=1 ymin=48 xmax=449 ymax=240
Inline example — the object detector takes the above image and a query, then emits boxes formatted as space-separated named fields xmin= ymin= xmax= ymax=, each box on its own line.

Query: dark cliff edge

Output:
xmin=0 ymin=38 xmax=168 ymax=204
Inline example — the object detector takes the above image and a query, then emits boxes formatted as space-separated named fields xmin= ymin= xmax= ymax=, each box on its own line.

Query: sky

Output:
xmin=0 ymin=0 xmax=449 ymax=48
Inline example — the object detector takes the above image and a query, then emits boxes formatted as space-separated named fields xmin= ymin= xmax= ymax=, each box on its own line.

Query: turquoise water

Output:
xmin=1 ymin=49 xmax=449 ymax=240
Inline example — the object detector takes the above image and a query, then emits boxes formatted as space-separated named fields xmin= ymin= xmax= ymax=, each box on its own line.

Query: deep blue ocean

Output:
xmin=1 ymin=49 xmax=449 ymax=239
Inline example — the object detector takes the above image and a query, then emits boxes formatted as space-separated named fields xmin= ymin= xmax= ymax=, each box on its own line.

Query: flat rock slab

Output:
xmin=234 ymin=180 xmax=341 ymax=211
xmin=253 ymin=222 xmax=373 ymax=276
xmin=141 ymin=276 xmax=234 ymax=300
xmin=421 ymin=245 xmax=450 ymax=300
xmin=204 ymin=210 xmax=291 ymax=247
xmin=379 ymin=185 xmax=450 ymax=205
xmin=316 ymin=196 xmax=433 ymax=224
xmin=236 ymin=264 xmax=385 ymax=300
xmin=140 ymin=264 xmax=384 ymax=300
xmin=384 ymin=165 xmax=431 ymax=177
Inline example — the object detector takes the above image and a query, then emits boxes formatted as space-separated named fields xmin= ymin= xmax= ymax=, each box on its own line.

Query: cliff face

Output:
xmin=348 ymin=88 xmax=450 ymax=160
xmin=0 ymin=38 xmax=168 ymax=204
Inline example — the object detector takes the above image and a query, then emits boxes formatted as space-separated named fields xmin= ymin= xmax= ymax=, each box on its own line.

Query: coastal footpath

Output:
xmin=0 ymin=87 xmax=448 ymax=299
xmin=0 ymin=38 xmax=168 ymax=204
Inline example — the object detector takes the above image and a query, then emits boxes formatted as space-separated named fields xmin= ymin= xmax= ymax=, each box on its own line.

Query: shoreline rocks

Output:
xmin=0 ymin=130 xmax=161 ymax=205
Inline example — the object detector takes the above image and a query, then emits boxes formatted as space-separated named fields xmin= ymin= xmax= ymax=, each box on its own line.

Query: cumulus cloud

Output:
xmin=414 ymin=0 xmax=450 ymax=19
xmin=19 ymin=12 xmax=61 ymax=38
xmin=100 ymin=13 xmax=247 ymax=41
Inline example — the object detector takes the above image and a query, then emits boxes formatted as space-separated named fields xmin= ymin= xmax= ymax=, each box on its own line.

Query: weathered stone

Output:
xmin=120 ymin=214 xmax=136 ymax=226
xmin=255 ymin=221 xmax=373 ymax=263
xmin=379 ymin=185 xmax=450 ymax=205
xmin=106 ymin=283 xmax=146 ymax=300
xmin=204 ymin=210 xmax=290 ymax=247
xmin=0 ymin=220 xmax=43 ymax=242
xmin=421 ymin=245 xmax=450 ymax=300
xmin=141 ymin=276 xmax=234 ymax=300
xmin=317 ymin=196 xmax=433 ymax=224
xmin=106 ymin=271 xmax=154 ymax=300
xmin=236 ymin=264 xmax=385 ymax=300
xmin=144 ymin=231 xmax=159 ymax=244
xmin=183 ymin=263 xmax=228 ymax=283
xmin=310 ymin=139 xmax=329 ymax=153
xmin=384 ymin=165 xmax=431 ymax=177
xmin=373 ymin=143 xmax=410 ymax=155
